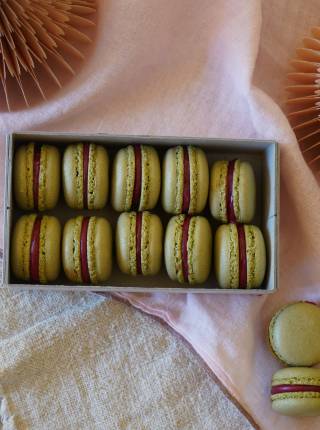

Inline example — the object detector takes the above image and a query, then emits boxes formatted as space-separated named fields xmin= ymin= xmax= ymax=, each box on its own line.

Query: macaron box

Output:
xmin=2 ymin=132 xmax=279 ymax=294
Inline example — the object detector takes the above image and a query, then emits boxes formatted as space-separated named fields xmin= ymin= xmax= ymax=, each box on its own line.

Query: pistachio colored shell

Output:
xmin=111 ymin=145 xmax=160 ymax=212
xmin=269 ymin=302 xmax=320 ymax=366
xmin=63 ymin=143 xmax=109 ymax=209
xmin=62 ymin=216 xmax=112 ymax=283
xmin=271 ymin=367 xmax=320 ymax=417
xmin=210 ymin=160 xmax=255 ymax=223
xmin=165 ymin=215 xmax=212 ymax=284
xmin=162 ymin=146 xmax=209 ymax=214
xmin=11 ymin=214 xmax=61 ymax=282
xmin=14 ymin=143 xmax=60 ymax=210
xmin=214 ymin=223 xmax=266 ymax=289
xmin=116 ymin=211 xmax=163 ymax=276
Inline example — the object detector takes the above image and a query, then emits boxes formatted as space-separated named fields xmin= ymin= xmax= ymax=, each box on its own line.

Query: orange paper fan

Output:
xmin=287 ymin=27 xmax=320 ymax=182
xmin=0 ymin=0 xmax=96 ymax=110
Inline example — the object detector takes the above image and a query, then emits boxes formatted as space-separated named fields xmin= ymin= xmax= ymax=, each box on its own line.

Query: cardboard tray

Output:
xmin=2 ymin=132 xmax=279 ymax=294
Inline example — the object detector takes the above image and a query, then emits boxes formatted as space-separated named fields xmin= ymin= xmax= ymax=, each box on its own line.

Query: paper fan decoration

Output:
xmin=0 ymin=0 xmax=96 ymax=110
xmin=286 ymin=27 xmax=320 ymax=181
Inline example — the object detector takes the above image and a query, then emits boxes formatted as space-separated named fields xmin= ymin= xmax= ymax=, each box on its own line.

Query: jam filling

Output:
xmin=33 ymin=144 xmax=41 ymax=209
xmin=271 ymin=384 xmax=320 ymax=395
xmin=136 ymin=212 xmax=143 ymax=275
xmin=30 ymin=216 xmax=42 ymax=282
xmin=226 ymin=160 xmax=237 ymax=223
xmin=237 ymin=224 xmax=247 ymax=289
xmin=83 ymin=143 xmax=90 ymax=209
xmin=181 ymin=216 xmax=191 ymax=282
xmin=182 ymin=147 xmax=191 ymax=213
xmin=80 ymin=217 xmax=90 ymax=283
xmin=132 ymin=145 xmax=142 ymax=210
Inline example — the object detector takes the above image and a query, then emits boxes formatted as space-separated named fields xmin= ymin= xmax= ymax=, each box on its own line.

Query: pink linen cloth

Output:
xmin=1 ymin=0 xmax=320 ymax=428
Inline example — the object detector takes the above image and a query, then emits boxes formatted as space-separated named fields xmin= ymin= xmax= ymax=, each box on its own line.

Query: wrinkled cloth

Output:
xmin=1 ymin=1 xmax=320 ymax=428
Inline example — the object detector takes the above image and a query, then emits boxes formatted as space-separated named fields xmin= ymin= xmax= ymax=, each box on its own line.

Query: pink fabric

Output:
xmin=1 ymin=0 xmax=320 ymax=428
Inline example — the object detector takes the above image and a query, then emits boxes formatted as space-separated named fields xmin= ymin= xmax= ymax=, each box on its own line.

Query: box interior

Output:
xmin=3 ymin=133 xmax=278 ymax=294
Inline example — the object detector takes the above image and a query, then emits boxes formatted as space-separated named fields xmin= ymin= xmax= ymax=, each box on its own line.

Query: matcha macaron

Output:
xmin=165 ymin=215 xmax=212 ymax=284
xmin=269 ymin=301 xmax=320 ymax=366
xmin=62 ymin=216 xmax=112 ymax=284
xmin=11 ymin=214 xmax=61 ymax=283
xmin=111 ymin=145 xmax=161 ymax=212
xmin=214 ymin=223 xmax=266 ymax=289
xmin=63 ymin=143 xmax=109 ymax=209
xmin=116 ymin=211 xmax=163 ymax=276
xmin=14 ymin=143 xmax=60 ymax=210
xmin=162 ymin=146 xmax=209 ymax=214
xmin=271 ymin=367 xmax=320 ymax=416
xmin=210 ymin=159 xmax=256 ymax=223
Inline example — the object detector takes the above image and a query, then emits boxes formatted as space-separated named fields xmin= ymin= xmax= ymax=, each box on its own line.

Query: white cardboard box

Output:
xmin=2 ymin=132 xmax=279 ymax=294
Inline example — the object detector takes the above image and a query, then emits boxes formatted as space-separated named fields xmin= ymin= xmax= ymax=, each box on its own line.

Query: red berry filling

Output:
xmin=83 ymin=143 xmax=90 ymax=208
xmin=182 ymin=147 xmax=191 ymax=213
xmin=33 ymin=145 xmax=41 ymax=209
xmin=136 ymin=212 xmax=143 ymax=275
xmin=182 ymin=216 xmax=191 ymax=282
xmin=226 ymin=160 xmax=237 ymax=223
xmin=80 ymin=217 xmax=90 ymax=283
xmin=271 ymin=384 xmax=320 ymax=395
xmin=132 ymin=145 xmax=142 ymax=210
xmin=237 ymin=224 xmax=247 ymax=289
xmin=30 ymin=216 xmax=42 ymax=282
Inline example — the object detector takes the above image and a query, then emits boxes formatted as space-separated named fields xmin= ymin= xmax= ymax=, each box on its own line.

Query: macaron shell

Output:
xmin=189 ymin=147 xmax=209 ymax=213
xmin=62 ymin=216 xmax=82 ymax=282
xmin=214 ymin=224 xmax=239 ymax=288
xmin=209 ymin=160 xmax=228 ymax=222
xmin=63 ymin=144 xmax=83 ymax=209
xmin=141 ymin=212 xmax=163 ymax=275
xmin=187 ymin=216 xmax=212 ymax=284
xmin=139 ymin=146 xmax=161 ymax=211
xmin=87 ymin=217 xmax=112 ymax=282
xmin=269 ymin=302 xmax=320 ymax=366
xmin=116 ymin=212 xmax=136 ymax=275
xmin=38 ymin=145 xmax=60 ymax=211
xmin=244 ymin=225 xmax=266 ymax=289
xmin=41 ymin=216 xmax=61 ymax=282
xmin=88 ymin=144 xmax=109 ymax=209
xmin=164 ymin=215 xmax=184 ymax=283
xmin=11 ymin=214 xmax=36 ymax=280
xmin=13 ymin=143 xmax=34 ymax=210
xmin=238 ymin=161 xmax=255 ymax=223
xmin=111 ymin=146 xmax=135 ymax=211
xmin=271 ymin=367 xmax=320 ymax=416
xmin=162 ymin=147 xmax=183 ymax=214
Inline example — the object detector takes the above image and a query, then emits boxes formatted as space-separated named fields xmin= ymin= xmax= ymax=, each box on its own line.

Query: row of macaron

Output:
xmin=14 ymin=142 xmax=256 ymax=223
xmin=11 ymin=211 xmax=266 ymax=288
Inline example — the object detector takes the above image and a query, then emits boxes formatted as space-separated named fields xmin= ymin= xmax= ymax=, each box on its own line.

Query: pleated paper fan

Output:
xmin=0 ymin=0 xmax=96 ymax=110
xmin=287 ymin=26 xmax=320 ymax=182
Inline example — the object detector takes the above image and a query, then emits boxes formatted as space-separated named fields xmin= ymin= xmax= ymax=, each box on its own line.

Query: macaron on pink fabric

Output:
xmin=1 ymin=1 xmax=320 ymax=428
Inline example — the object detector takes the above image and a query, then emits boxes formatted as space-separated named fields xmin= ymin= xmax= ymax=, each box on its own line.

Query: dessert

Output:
xmin=164 ymin=214 xmax=212 ymax=284
xmin=271 ymin=367 xmax=320 ymax=416
xmin=116 ymin=211 xmax=163 ymax=276
xmin=62 ymin=216 xmax=112 ymax=283
xmin=14 ymin=142 xmax=60 ymax=210
xmin=269 ymin=301 xmax=320 ymax=366
xmin=162 ymin=146 xmax=209 ymax=214
xmin=210 ymin=159 xmax=255 ymax=223
xmin=11 ymin=214 xmax=61 ymax=283
xmin=214 ymin=223 xmax=266 ymax=288
xmin=111 ymin=145 xmax=160 ymax=212
xmin=63 ymin=143 xmax=109 ymax=209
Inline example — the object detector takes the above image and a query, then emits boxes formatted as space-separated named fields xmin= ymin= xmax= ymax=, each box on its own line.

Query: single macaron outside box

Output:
xmin=11 ymin=214 xmax=61 ymax=283
xmin=111 ymin=145 xmax=161 ymax=212
xmin=214 ymin=223 xmax=266 ymax=289
xmin=162 ymin=146 xmax=209 ymax=214
xmin=271 ymin=367 xmax=320 ymax=416
xmin=165 ymin=215 xmax=212 ymax=284
xmin=14 ymin=142 xmax=60 ymax=210
xmin=269 ymin=301 xmax=320 ymax=366
xmin=210 ymin=159 xmax=256 ymax=223
xmin=116 ymin=211 xmax=163 ymax=276
xmin=63 ymin=143 xmax=109 ymax=209
xmin=62 ymin=216 xmax=112 ymax=284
